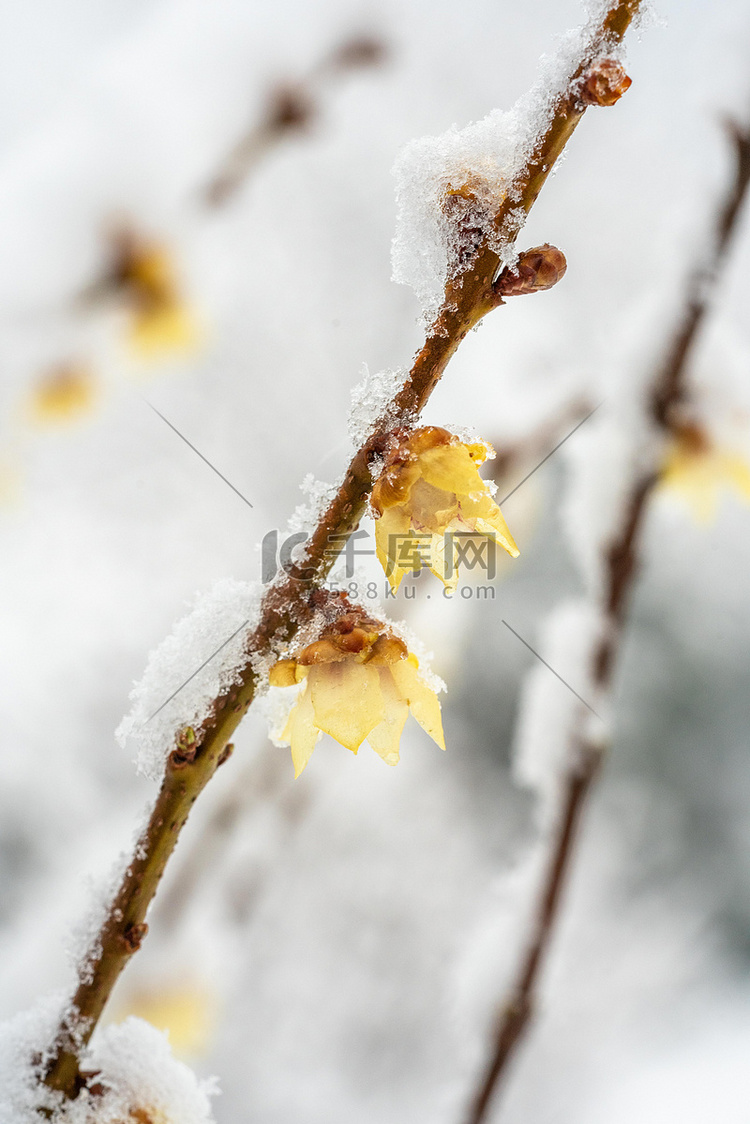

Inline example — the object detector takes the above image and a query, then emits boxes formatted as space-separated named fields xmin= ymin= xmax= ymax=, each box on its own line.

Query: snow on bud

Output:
xmin=269 ymin=593 xmax=444 ymax=777
xmin=370 ymin=426 xmax=519 ymax=593
xmin=580 ymin=58 xmax=632 ymax=108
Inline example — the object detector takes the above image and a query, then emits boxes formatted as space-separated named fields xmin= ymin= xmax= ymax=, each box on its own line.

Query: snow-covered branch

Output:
xmin=36 ymin=0 xmax=643 ymax=1111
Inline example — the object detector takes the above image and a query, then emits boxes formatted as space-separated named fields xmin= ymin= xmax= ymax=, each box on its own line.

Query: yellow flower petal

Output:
xmin=29 ymin=366 xmax=97 ymax=425
xmin=130 ymin=302 xmax=199 ymax=358
xmin=460 ymin=491 xmax=520 ymax=557
xmin=376 ymin=505 xmax=413 ymax=592
xmin=408 ymin=479 xmax=459 ymax=532
xmin=269 ymin=659 xmax=297 ymax=687
xmin=309 ymin=661 xmax=385 ymax=752
xmin=419 ymin=443 xmax=488 ymax=495
xmin=281 ymin=682 xmax=321 ymax=777
xmin=121 ymin=982 xmax=216 ymax=1059
xmin=720 ymin=452 xmax=750 ymax=500
xmin=426 ymin=530 xmax=458 ymax=592
xmin=367 ymin=668 xmax=409 ymax=766
xmin=390 ymin=657 xmax=445 ymax=751
xmin=659 ymin=442 xmax=750 ymax=525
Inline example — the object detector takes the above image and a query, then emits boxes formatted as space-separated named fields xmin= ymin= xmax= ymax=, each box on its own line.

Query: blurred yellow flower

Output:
xmin=659 ymin=424 xmax=750 ymax=523
xmin=104 ymin=233 xmax=199 ymax=359
xmin=269 ymin=598 xmax=444 ymax=777
xmin=118 ymin=981 xmax=216 ymax=1060
xmin=371 ymin=426 xmax=519 ymax=592
xmin=28 ymin=364 xmax=97 ymax=425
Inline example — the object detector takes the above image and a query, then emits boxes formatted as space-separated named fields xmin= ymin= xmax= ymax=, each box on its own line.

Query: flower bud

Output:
xmin=580 ymin=58 xmax=632 ymax=107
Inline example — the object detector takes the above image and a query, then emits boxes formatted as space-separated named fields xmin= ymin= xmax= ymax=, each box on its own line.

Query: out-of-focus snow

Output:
xmin=0 ymin=1003 xmax=217 ymax=1123
xmin=512 ymin=598 xmax=605 ymax=816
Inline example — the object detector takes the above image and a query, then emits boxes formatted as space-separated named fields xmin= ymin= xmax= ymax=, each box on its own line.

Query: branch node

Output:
xmin=119 ymin=922 xmax=148 ymax=953
xmin=217 ymin=742 xmax=234 ymax=767
xmin=168 ymin=726 xmax=199 ymax=768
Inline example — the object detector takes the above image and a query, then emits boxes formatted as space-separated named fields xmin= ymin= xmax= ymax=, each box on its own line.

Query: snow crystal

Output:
xmin=512 ymin=599 xmax=607 ymax=820
xmin=348 ymin=363 xmax=410 ymax=446
xmin=391 ymin=12 xmax=628 ymax=324
xmin=0 ymin=1003 xmax=217 ymax=1123
xmin=65 ymin=805 xmax=153 ymax=984
xmin=116 ymin=579 xmax=262 ymax=781
xmin=287 ymin=473 xmax=339 ymax=536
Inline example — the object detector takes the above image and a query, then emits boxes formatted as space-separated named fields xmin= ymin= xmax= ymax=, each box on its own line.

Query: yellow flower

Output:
xmin=28 ymin=364 xmax=97 ymax=424
xmin=371 ymin=426 xmax=519 ymax=592
xmin=269 ymin=598 xmax=444 ymax=777
xmin=110 ymin=233 xmax=199 ymax=358
xmin=116 ymin=981 xmax=216 ymax=1060
xmin=659 ymin=424 xmax=750 ymax=523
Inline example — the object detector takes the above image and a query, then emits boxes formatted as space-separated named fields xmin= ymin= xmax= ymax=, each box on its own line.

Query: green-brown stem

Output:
xmin=43 ymin=1 xmax=642 ymax=1100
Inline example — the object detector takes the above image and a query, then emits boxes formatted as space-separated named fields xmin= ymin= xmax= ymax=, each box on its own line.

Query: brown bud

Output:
xmin=217 ymin=742 xmax=234 ymax=767
xmin=333 ymin=36 xmax=386 ymax=69
xmin=120 ymin=922 xmax=148 ymax=953
xmin=580 ymin=59 xmax=632 ymax=108
xmin=673 ymin=422 xmax=710 ymax=454
xmin=336 ymin=627 xmax=378 ymax=654
xmin=297 ymin=638 xmax=349 ymax=665
xmin=497 ymin=244 xmax=567 ymax=297
xmin=267 ymin=85 xmax=313 ymax=131
xmin=368 ymin=634 xmax=408 ymax=666
xmin=269 ymin=659 xmax=299 ymax=687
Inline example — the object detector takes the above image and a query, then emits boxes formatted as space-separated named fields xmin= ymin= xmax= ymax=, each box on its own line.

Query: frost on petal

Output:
xmin=309 ymin=662 xmax=385 ymax=753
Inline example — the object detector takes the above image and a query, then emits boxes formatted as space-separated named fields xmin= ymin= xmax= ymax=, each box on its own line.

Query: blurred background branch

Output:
xmin=465 ymin=115 xmax=750 ymax=1124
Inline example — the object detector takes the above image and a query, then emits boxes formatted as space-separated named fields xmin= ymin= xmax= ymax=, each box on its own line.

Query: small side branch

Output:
xmin=203 ymin=35 xmax=386 ymax=206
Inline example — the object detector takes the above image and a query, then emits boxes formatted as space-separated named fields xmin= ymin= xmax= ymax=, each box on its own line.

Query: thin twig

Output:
xmin=203 ymin=34 xmax=386 ymax=206
xmin=464 ymin=118 xmax=750 ymax=1124
xmin=42 ymin=2 xmax=643 ymax=1100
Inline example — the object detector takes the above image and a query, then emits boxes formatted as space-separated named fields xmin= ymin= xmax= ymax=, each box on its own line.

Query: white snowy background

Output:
xmin=1 ymin=0 xmax=750 ymax=1121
